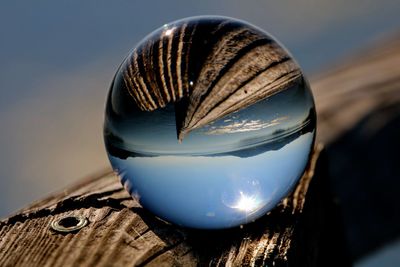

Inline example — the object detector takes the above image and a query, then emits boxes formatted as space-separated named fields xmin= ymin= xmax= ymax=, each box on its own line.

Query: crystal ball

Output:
xmin=104 ymin=16 xmax=316 ymax=229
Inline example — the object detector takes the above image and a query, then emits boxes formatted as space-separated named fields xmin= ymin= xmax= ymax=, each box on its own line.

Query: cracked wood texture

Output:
xmin=2 ymin=34 xmax=399 ymax=266
xmin=0 ymin=146 xmax=328 ymax=267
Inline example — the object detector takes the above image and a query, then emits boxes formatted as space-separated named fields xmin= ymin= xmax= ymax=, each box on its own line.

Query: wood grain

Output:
xmin=0 ymin=146 xmax=328 ymax=267
xmin=119 ymin=17 xmax=302 ymax=141
xmin=313 ymin=34 xmax=400 ymax=260
xmin=2 ymin=31 xmax=399 ymax=267
xmin=312 ymin=34 xmax=400 ymax=143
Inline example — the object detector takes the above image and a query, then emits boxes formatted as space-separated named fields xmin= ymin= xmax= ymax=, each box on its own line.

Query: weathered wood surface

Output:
xmin=1 ymin=34 xmax=399 ymax=266
xmin=313 ymin=34 xmax=400 ymax=143
xmin=0 ymin=146 xmax=330 ymax=267
xmin=118 ymin=18 xmax=302 ymax=141
xmin=314 ymin=34 xmax=400 ymax=261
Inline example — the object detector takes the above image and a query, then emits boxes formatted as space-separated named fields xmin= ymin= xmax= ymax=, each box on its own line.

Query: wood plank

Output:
xmin=312 ymin=34 xmax=400 ymax=143
xmin=2 ymin=33 xmax=399 ymax=267
xmin=313 ymin=34 xmax=400 ymax=260
xmin=0 ymin=146 xmax=330 ymax=267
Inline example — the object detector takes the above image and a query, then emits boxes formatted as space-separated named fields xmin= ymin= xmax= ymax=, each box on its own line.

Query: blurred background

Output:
xmin=1 ymin=1 xmax=399 ymax=266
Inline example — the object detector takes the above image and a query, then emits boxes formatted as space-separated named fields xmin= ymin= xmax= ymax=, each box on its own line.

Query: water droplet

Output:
xmin=104 ymin=16 xmax=316 ymax=229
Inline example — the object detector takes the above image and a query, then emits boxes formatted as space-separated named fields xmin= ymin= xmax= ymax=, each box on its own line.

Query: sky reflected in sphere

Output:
xmin=104 ymin=16 xmax=316 ymax=229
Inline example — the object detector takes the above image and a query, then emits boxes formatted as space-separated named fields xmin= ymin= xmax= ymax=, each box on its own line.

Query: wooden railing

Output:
xmin=1 ymin=35 xmax=399 ymax=266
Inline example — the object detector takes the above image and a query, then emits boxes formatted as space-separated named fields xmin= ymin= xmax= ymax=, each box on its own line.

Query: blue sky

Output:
xmin=110 ymin=132 xmax=313 ymax=228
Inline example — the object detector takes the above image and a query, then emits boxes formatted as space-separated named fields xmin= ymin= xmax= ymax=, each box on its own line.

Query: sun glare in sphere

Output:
xmin=232 ymin=191 xmax=263 ymax=213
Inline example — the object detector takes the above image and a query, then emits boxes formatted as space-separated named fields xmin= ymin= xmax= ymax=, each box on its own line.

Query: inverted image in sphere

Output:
xmin=104 ymin=16 xmax=316 ymax=229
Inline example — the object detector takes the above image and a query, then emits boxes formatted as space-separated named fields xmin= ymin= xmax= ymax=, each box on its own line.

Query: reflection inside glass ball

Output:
xmin=104 ymin=16 xmax=316 ymax=229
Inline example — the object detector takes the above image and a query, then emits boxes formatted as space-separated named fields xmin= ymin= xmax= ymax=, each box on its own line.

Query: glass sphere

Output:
xmin=104 ymin=16 xmax=316 ymax=229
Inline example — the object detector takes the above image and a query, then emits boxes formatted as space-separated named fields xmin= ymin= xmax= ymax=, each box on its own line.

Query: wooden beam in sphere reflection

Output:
xmin=121 ymin=18 xmax=302 ymax=142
